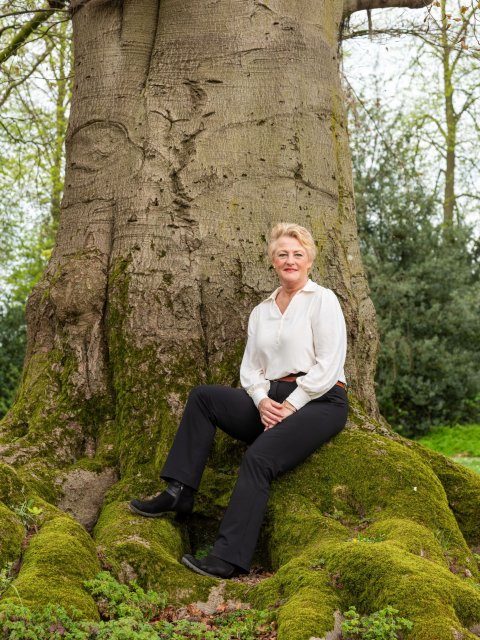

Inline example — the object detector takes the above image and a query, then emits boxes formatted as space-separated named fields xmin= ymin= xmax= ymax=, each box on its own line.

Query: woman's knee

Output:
xmin=188 ymin=384 xmax=209 ymax=400
xmin=242 ymin=447 xmax=277 ymax=481
xmin=187 ymin=384 xmax=224 ymax=407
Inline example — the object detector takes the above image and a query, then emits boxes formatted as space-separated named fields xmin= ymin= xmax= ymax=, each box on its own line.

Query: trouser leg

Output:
xmin=161 ymin=384 xmax=263 ymax=490
xmin=212 ymin=383 xmax=348 ymax=571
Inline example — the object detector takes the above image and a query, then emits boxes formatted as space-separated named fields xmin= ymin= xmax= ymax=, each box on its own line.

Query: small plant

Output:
xmin=194 ymin=544 xmax=213 ymax=559
xmin=341 ymin=605 xmax=413 ymax=640
xmin=351 ymin=532 xmax=386 ymax=544
xmin=84 ymin=571 xmax=166 ymax=621
xmin=311 ymin=557 xmax=327 ymax=570
xmin=12 ymin=499 xmax=43 ymax=529
xmin=155 ymin=609 xmax=274 ymax=640
xmin=434 ymin=528 xmax=452 ymax=551
xmin=0 ymin=563 xmax=14 ymax=597
xmin=0 ymin=562 xmax=22 ymax=603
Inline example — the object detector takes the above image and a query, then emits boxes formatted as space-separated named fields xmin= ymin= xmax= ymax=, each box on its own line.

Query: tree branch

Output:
xmin=343 ymin=0 xmax=431 ymax=19
xmin=0 ymin=44 xmax=53 ymax=110
xmin=0 ymin=1 xmax=67 ymax=66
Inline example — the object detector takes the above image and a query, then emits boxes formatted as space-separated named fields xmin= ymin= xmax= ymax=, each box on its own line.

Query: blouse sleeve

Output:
xmin=285 ymin=289 xmax=347 ymax=410
xmin=240 ymin=306 xmax=270 ymax=408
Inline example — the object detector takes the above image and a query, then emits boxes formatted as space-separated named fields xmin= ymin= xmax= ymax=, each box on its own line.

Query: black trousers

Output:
xmin=161 ymin=382 xmax=348 ymax=571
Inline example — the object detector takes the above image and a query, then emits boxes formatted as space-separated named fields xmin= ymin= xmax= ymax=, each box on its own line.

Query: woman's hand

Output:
xmin=259 ymin=398 xmax=296 ymax=430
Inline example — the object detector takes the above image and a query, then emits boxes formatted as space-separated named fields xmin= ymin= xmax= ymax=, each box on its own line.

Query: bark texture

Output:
xmin=0 ymin=2 xmax=479 ymax=639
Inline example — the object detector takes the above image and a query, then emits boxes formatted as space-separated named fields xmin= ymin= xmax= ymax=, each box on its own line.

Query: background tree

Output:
xmin=342 ymin=0 xmax=480 ymax=227
xmin=350 ymin=99 xmax=480 ymax=435
xmin=0 ymin=13 xmax=71 ymax=416
xmin=0 ymin=3 xmax=480 ymax=640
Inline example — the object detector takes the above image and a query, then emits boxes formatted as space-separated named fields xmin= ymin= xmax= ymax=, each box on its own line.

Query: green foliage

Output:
xmin=351 ymin=533 xmax=386 ymax=544
xmin=0 ymin=563 xmax=14 ymax=598
xmin=84 ymin=572 xmax=166 ymax=622
xmin=0 ymin=302 xmax=26 ymax=419
xmin=341 ymin=605 xmax=413 ymax=640
xmin=351 ymin=101 xmax=480 ymax=435
xmin=0 ymin=571 xmax=274 ymax=639
xmin=12 ymin=498 xmax=43 ymax=528
xmin=0 ymin=15 xmax=71 ymax=420
xmin=155 ymin=610 xmax=274 ymax=640
xmin=0 ymin=603 xmax=158 ymax=640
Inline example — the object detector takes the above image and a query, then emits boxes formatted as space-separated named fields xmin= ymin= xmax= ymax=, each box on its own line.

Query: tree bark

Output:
xmin=441 ymin=0 xmax=456 ymax=228
xmin=0 ymin=2 xmax=479 ymax=639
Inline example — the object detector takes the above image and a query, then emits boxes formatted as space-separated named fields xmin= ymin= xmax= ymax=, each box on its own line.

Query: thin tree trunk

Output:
xmin=441 ymin=0 xmax=456 ymax=227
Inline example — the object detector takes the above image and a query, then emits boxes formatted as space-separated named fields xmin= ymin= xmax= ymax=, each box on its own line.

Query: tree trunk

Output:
xmin=441 ymin=0 xmax=456 ymax=228
xmin=1 ymin=2 xmax=479 ymax=639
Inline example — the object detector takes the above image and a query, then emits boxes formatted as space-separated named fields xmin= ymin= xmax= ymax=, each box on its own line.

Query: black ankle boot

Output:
xmin=181 ymin=553 xmax=241 ymax=579
xmin=129 ymin=481 xmax=194 ymax=518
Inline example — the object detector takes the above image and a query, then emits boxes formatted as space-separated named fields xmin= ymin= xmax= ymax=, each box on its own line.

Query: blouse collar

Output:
xmin=265 ymin=278 xmax=316 ymax=302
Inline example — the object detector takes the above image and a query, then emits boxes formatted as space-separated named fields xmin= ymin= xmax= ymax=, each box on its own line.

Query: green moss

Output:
xmin=1 ymin=343 xmax=113 ymax=492
xmin=253 ymin=557 xmax=340 ymax=640
xmin=246 ymin=424 xmax=480 ymax=639
xmin=410 ymin=440 xmax=480 ymax=546
xmin=1 ymin=513 xmax=100 ymax=618
xmin=17 ymin=461 xmax=59 ymax=503
xmin=0 ymin=463 xmax=26 ymax=506
xmin=322 ymin=539 xmax=480 ymax=635
xmin=364 ymin=518 xmax=449 ymax=567
xmin=94 ymin=501 xmax=213 ymax=604
xmin=196 ymin=466 xmax=237 ymax=517
xmin=0 ymin=503 xmax=24 ymax=565
xmin=272 ymin=429 xmax=472 ymax=561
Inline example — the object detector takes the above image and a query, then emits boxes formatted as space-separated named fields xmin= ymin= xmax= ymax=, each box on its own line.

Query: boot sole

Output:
xmin=181 ymin=555 xmax=224 ymax=578
xmin=181 ymin=554 xmax=241 ymax=579
xmin=128 ymin=502 xmax=168 ymax=518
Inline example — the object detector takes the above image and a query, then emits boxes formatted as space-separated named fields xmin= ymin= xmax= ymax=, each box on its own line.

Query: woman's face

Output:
xmin=272 ymin=236 xmax=312 ymax=288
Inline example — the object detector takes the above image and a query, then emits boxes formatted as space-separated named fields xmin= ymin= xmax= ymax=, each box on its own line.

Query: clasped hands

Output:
xmin=258 ymin=397 xmax=296 ymax=430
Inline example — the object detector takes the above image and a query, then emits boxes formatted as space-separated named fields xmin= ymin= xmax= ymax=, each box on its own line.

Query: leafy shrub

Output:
xmin=341 ymin=605 xmax=413 ymax=640
xmin=351 ymin=100 xmax=480 ymax=435
xmin=84 ymin=571 xmax=165 ymax=622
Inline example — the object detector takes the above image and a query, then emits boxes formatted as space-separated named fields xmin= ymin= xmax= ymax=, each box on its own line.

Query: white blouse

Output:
xmin=240 ymin=279 xmax=347 ymax=410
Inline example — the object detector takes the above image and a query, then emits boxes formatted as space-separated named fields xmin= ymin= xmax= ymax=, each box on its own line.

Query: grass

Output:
xmin=417 ymin=424 xmax=480 ymax=474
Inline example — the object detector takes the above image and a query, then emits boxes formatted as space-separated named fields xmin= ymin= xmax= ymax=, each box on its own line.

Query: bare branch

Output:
xmin=0 ymin=1 xmax=68 ymax=66
xmin=343 ymin=0 xmax=431 ymax=19
xmin=0 ymin=8 xmax=68 ymax=20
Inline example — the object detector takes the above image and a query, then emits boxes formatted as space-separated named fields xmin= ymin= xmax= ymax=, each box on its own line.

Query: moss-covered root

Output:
xmin=0 ymin=512 xmax=100 ymax=618
xmin=0 ymin=503 xmax=24 ymax=566
xmin=409 ymin=440 xmax=480 ymax=546
xmin=250 ymin=429 xmax=480 ymax=640
xmin=253 ymin=555 xmax=342 ymax=640
xmin=0 ymin=462 xmax=28 ymax=505
xmin=325 ymin=538 xmax=480 ymax=640
xmin=94 ymin=501 xmax=214 ymax=603
xmin=254 ymin=511 xmax=480 ymax=640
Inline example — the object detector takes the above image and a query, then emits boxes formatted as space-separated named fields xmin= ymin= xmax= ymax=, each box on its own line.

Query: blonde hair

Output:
xmin=268 ymin=223 xmax=317 ymax=262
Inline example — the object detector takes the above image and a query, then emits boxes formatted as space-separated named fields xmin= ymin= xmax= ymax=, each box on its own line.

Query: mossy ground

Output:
xmin=0 ymin=502 xmax=24 ymax=566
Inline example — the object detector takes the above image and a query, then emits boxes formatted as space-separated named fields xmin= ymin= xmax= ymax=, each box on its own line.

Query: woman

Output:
xmin=129 ymin=223 xmax=348 ymax=579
